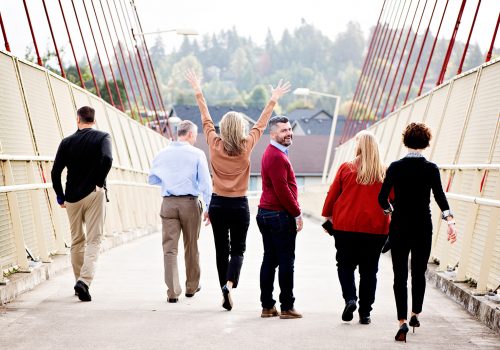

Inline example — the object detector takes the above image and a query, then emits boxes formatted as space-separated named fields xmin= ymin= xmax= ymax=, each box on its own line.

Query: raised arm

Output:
xmin=185 ymin=69 xmax=216 ymax=143
xmin=248 ymin=80 xmax=291 ymax=148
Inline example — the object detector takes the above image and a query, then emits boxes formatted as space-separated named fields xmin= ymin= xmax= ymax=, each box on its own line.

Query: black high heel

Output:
xmin=409 ymin=315 xmax=420 ymax=333
xmin=395 ymin=323 xmax=409 ymax=342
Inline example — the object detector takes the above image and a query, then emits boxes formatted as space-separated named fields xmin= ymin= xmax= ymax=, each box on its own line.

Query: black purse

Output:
xmin=322 ymin=220 xmax=335 ymax=236
xmin=381 ymin=236 xmax=391 ymax=253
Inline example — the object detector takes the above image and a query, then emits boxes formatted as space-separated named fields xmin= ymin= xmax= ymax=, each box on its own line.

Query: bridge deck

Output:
xmin=0 ymin=213 xmax=498 ymax=349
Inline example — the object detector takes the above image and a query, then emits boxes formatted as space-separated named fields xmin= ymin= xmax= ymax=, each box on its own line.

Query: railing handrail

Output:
xmin=0 ymin=155 xmax=54 ymax=162
xmin=445 ymin=192 xmax=500 ymax=208
xmin=438 ymin=164 xmax=500 ymax=170
xmin=0 ymin=154 xmax=149 ymax=175
xmin=0 ymin=183 xmax=52 ymax=193
xmin=0 ymin=181 xmax=159 ymax=194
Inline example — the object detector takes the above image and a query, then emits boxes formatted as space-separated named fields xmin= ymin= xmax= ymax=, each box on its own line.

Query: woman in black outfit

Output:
xmin=378 ymin=122 xmax=457 ymax=343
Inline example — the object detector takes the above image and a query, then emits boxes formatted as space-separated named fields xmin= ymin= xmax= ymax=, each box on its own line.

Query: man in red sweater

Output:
xmin=257 ymin=116 xmax=303 ymax=319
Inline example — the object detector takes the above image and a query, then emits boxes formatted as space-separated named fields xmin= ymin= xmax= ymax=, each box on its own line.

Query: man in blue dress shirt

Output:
xmin=149 ymin=120 xmax=212 ymax=303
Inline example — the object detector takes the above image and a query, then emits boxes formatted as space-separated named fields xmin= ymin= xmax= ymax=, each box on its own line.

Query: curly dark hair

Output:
xmin=402 ymin=122 xmax=432 ymax=149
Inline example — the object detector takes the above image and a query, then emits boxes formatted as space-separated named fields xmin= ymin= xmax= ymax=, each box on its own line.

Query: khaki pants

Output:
xmin=66 ymin=190 xmax=105 ymax=286
xmin=160 ymin=196 xmax=202 ymax=298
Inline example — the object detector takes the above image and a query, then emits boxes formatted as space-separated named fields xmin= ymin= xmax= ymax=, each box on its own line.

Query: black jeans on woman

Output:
xmin=333 ymin=230 xmax=387 ymax=317
xmin=208 ymin=194 xmax=250 ymax=288
xmin=256 ymin=208 xmax=297 ymax=311
xmin=389 ymin=223 xmax=433 ymax=320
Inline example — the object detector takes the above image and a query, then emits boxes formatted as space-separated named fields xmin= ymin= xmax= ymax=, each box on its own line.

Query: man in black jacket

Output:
xmin=51 ymin=106 xmax=113 ymax=302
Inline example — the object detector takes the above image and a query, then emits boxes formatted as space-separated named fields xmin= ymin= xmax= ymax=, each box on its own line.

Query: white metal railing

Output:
xmin=0 ymin=156 xmax=160 ymax=277
xmin=438 ymin=164 xmax=500 ymax=170
xmin=445 ymin=193 xmax=500 ymax=208
xmin=0 ymin=49 xmax=166 ymax=292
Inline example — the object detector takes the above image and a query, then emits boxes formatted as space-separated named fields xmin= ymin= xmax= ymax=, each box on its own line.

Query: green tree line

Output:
xmin=26 ymin=19 xmax=491 ymax=119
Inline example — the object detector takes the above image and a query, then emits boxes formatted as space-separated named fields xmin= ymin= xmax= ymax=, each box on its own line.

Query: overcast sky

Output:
xmin=0 ymin=0 xmax=498 ymax=62
xmin=135 ymin=0 xmax=498 ymax=52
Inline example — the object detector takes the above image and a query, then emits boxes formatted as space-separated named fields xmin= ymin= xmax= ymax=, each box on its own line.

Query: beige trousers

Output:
xmin=65 ymin=190 xmax=105 ymax=286
xmin=160 ymin=196 xmax=202 ymax=298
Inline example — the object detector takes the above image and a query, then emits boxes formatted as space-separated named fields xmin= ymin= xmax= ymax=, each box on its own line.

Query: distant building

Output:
xmin=194 ymin=134 xmax=332 ymax=192
xmin=171 ymin=104 xmax=273 ymax=132
xmin=171 ymin=105 xmax=345 ymax=192
xmin=286 ymin=108 xmax=346 ymax=147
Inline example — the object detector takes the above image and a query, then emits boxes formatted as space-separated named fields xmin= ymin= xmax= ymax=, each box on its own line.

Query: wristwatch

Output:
xmin=383 ymin=203 xmax=394 ymax=215
xmin=442 ymin=209 xmax=454 ymax=220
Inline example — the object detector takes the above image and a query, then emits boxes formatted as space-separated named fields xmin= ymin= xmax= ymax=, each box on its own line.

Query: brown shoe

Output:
xmin=261 ymin=306 xmax=280 ymax=318
xmin=279 ymin=308 xmax=303 ymax=319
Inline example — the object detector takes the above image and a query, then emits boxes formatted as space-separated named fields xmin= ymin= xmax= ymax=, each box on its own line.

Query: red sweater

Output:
xmin=259 ymin=144 xmax=301 ymax=217
xmin=322 ymin=162 xmax=390 ymax=235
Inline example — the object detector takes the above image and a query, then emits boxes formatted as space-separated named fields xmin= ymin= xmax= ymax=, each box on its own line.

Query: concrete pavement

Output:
xmin=0 ymin=213 xmax=499 ymax=350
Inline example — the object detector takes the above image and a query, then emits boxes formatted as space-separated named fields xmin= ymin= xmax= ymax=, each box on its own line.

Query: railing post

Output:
xmin=476 ymin=172 xmax=500 ymax=292
xmin=455 ymin=169 xmax=483 ymax=280
xmin=0 ymin=264 xmax=8 ymax=285
xmin=435 ymin=169 xmax=462 ymax=272
xmin=41 ymin=162 xmax=68 ymax=254
xmin=3 ymin=160 xmax=30 ymax=272
xmin=27 ymin=161 xmax=51 ymax=263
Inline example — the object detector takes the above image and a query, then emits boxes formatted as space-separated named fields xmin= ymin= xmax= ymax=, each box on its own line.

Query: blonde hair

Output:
xmin=353 ymin=130 xmax=385 ymax=185
xmin=219 ymin=112 xmax=248 ymax=156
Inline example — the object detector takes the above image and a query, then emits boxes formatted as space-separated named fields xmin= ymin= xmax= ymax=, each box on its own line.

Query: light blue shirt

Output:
xmin=270 ymin=140 xmax=289 ymax=155
xmin=148 ymin=141 xmax=212 ymax=211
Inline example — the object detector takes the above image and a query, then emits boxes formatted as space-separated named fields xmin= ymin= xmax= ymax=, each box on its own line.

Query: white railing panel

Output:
xmin=17 ymin=61 xmax=62 ymax=155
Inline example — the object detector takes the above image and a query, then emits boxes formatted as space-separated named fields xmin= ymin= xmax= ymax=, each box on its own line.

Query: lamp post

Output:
xmin=132 ymin=28 xmax=199 ymax=36
xmin=131 ymin=27 xmax=198 ymax=139
xmin=293 ymin=88 xmax=341 ymax=184
xmin=168 ymin=116 xmax=182 ymax=140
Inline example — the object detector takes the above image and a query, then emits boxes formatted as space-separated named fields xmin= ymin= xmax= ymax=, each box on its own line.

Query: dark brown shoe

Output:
xmin=279 ymin=308 xmax=303 ymax=319
xmin=185 ymin=286 xmax=201 ymax=298
xmin=261 ymin=306 xmax=279 ymax=318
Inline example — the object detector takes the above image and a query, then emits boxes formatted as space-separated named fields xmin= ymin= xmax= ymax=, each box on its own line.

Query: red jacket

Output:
xmin=322 ymin=162 xmax=390 ymax=235
xmin=259 ymin=144 xmax=301 ymax=217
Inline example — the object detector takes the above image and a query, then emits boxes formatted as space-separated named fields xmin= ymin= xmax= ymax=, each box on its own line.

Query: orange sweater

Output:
xmin=195 ymin=92 xmax=276 ymax=197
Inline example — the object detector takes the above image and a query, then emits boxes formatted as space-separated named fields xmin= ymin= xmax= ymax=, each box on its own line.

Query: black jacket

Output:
xmin=51 ymin=128 xmax=113 ymax=203
xmin=378 ymin=157 xmax=449 ymax=230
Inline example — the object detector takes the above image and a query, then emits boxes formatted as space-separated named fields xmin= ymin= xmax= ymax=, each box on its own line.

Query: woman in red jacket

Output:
xmin=322 ymin=130 xmax=390 ymax=325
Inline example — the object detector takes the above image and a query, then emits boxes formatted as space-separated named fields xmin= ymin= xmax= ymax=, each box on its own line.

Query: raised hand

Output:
xmin=185 ymin=69 xmax=202 ymax=94
xmin=270 ymin=79 xmax=291 ymax=102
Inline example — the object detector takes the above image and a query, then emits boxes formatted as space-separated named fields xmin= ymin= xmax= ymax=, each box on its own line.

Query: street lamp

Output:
xmin=132 ymin=28 xmax=199 ymax=36
xmin=293 ymin=88 xmax=341 ymax=184
xmin=168 ymin=116 xmax=182 ymax=140
xmin=130 ymin=27 xmax=198 ymax=139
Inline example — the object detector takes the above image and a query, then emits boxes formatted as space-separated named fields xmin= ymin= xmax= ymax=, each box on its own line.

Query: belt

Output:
xmin=164 ymin=194 xmax=197 ymax=198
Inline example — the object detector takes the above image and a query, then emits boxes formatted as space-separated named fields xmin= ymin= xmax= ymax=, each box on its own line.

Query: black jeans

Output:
xmin=333 ymin=230 xmax=387 ymax=317
xmin=208 ymin=194 xmax=250 ymax=289
xmin=256 ymin=208 xmax=297 ymax=311
xmin=390 ymin=227 xmax=432 ymax=320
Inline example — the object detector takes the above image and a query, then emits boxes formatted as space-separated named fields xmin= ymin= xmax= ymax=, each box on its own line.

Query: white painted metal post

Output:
xmin=3 ymin=161 xmax=30 ymax=271
xmin=322 ymin=96 xmax=340 ymax=184
xmin=455 ymin=170 xmax=483 ymax=280
xmin=476 ymin=174 xmax=500 ymax=292
xmin=27 ymin=161 xmax=51 ymax=263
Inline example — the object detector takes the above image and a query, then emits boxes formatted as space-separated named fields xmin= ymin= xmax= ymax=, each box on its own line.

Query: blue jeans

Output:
xmin=256 ymin=208 xmax=297 ymax=311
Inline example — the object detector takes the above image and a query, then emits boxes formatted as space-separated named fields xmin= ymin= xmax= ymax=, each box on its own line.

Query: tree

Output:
xmin=169 ymin=55 xmax=203 ymax=104
xmin=246 ymin=85 xmax=269 ymax=107
xmin=99 ymin=80 xmax=127 ymax=110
